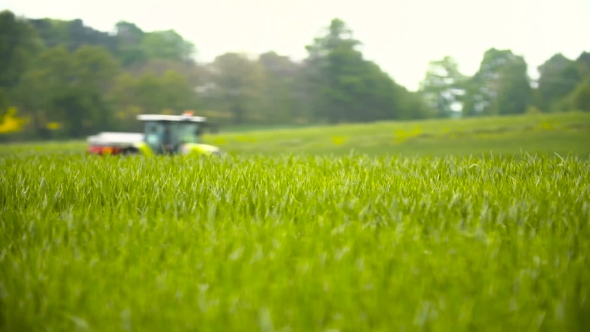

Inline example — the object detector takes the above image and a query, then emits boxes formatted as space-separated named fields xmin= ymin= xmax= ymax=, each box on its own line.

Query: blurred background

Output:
xmin=0 ymin=0 xmax=589 ymax=143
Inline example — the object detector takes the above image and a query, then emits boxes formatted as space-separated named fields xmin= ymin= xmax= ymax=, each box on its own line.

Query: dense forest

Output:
xmin=1 ymin=10 xmax=589 ymax=141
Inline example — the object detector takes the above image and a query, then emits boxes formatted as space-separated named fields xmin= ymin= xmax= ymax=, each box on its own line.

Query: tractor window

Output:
xmin=173 ymin=122 xmax=201 ymax=144
xmin=144 ymin=122 xmax=165 ymax=151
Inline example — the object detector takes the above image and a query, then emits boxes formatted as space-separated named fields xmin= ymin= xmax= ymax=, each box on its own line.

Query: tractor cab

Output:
xmin=87 ymin=111 xmax=220 ymax=156
xmin=139 ymin=113 xmax=207 ymax=155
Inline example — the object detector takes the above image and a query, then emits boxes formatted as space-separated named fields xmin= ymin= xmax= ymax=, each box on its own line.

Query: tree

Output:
xmin=114 ymin=21 xmax=146 ymax=67
xmin=27 ymin=18 xmax=117 ymax=54
xmin=128 ymin=58 xmax=200 ymax=87
xmin=392 ymin=84 xmax=435 ymax=120
xmin=419 ymin=56 xmax=467 ymax=118
xmin=571 ymin=80 xmax=590 ymax=112
xmin=495 ymin=55 xmax=532 ymax=115
xmin=568 ymin=53 xmax=590 ymax=112
xmin=303 ymin=18 xmax=362 ymax=123
xmin=0 ymin=11 xmax=43 ymax=95
xmin=463 ymin=48 xmax=531 ymax=116
xmin=108 ymin=72 xmax=140 ymax=128
xmin=576 ymin=52 xmax=590 ymax=78
xmin=257 ymin=51 xmax=301 ymax=124
xmin=160 ymin=70 xmax=198 ymax=113
xmin=109 ymin=69 xmax=198 ymax=130
xmin=13 ymin=45 xmax=72 ymax=138
xmin=134 ymin=72 xmax=167 ymax=114
xmin=27 ymin=17 xmax=197 ymax=68
xmin=0 ymin=11 xmax=212 ymax=141
xmin=73 ymin=45 xmax=120 ymax=92
xmin=303 ymin=18 xmax=429 ymax=123
xmin=14 ymin=45 xmax=120 ymax=137
xmin=141 ymin=30 xmax=196 ymax=64
xmin=75 ymin=46 xmax=121 ymax=130
xmin=557 ymin=77 xmax=590 ymax=113
xmin=536 ymin=54 xmax=580 ymax=112
xmin=203 ymin=52 xmax=266 ymax=125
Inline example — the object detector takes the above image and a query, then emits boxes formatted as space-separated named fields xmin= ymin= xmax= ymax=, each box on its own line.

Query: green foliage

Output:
xmin=571 ymin=80 xmax=590 ymax=112
xmin=114 ymin=21 xmax=147 ymax=67
xmin=10 ymin=44 xmax=120 ymax=137
xmin=419 ymin=56 xmax=467 ymax=118
xmin=1 ymin=10 xmax=590 ymax=143
xmin=536 ymin=54 xmax=580 ymax=112
xmin=303 ymin=18 xmax=428 ymax=123
xmin=105 ymin=69 xmax=199 ymax=132
xmin=141 ymin=30 xmax=196 ymax=63
xmin=0 ymin=10 xmax=41 ymax=110
xmin=1 ymin=148 xmax=589 ymax=330
xmin=462 ymin=49 xmax=532 ymax=117
xmin=0 ymin=10 xmax=43 ymax=89
xmin=202 ymin=52 xmax=267 ymax=125
xmin=257 ymin=52 xmax=302 ymax=124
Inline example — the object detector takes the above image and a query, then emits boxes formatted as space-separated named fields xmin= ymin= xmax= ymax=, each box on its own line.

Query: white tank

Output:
xmin=87 ymin=132 xmax=145 ymax=147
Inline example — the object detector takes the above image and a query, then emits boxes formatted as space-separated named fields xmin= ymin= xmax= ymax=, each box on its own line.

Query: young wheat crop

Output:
xmin=1 ymin=153 xmax=589 ymax=331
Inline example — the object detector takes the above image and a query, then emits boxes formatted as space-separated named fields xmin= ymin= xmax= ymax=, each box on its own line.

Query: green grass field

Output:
xmin=1 ymin=113 xmax=590 ymax=331
xmin=2 ymin=112 xmax=590 ymax=158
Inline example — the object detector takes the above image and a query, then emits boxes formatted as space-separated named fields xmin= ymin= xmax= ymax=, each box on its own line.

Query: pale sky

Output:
xmin=3 ymin=0 xmax=589 ymax=91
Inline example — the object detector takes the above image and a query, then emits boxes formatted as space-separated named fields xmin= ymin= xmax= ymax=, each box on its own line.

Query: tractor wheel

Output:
xmin=121 ymin=147 xmax=140 ymax=156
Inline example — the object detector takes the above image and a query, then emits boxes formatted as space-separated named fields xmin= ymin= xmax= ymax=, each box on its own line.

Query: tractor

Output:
xmin=87 ymin=112 xmax=221 ymax=156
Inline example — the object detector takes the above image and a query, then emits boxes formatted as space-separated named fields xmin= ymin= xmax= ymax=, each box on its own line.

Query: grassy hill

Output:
xmin=2 ymin=112 xmax=589 ymax=158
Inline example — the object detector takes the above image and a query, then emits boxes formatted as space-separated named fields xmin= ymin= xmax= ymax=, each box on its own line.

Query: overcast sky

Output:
xmin=3 ymin=0 xmax=589 ymax=90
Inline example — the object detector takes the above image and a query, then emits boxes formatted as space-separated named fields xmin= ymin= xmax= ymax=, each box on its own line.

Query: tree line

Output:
xmin=1 ymin=10 xmax=589 ymax=140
